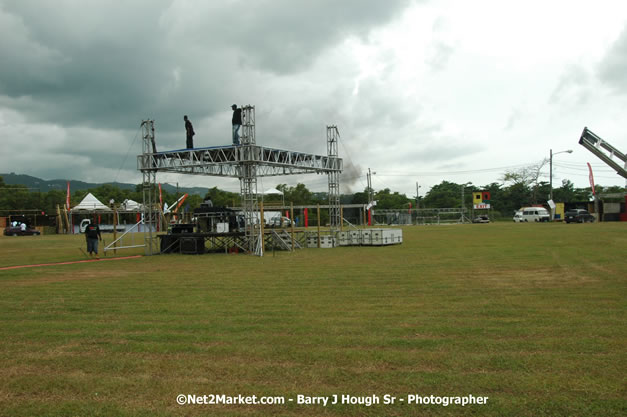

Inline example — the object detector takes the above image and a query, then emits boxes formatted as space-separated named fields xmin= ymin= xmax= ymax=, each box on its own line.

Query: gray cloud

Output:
xmin=426 ymin=41 xmax=454 ymax=72
xmin=0 ymin=0 xmax=412 ymax=129
xmin=4 ymin=1 xmax=624 ymax=196
xmin=0 ymin=0 xmax=415 ymax=183
xmin=549 ymin=64 xmax=590 ymax=104
xmin=598 ymin=25 xmax=627 ymax=94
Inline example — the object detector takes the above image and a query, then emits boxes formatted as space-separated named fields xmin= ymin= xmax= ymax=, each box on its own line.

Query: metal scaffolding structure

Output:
xmin=239 ymin=105 xmax=260 ymax=254
xmin=140 ymin=120 xmax=160 ymax=255
xmin=137 ymin=106 xmax=343 ymax=256
xmin=579 ymin=127 xmax=627 ymax=181
xmin=327 ymin=126 xmax=341 ymax=232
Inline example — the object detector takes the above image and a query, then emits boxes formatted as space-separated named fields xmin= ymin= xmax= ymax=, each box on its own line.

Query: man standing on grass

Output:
xmin=84 ymin=220 xmax=102 ymax=259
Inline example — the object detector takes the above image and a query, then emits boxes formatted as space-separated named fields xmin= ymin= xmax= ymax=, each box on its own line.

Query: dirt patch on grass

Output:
xmin=3 ymin=269 xmax=132 ymax=287
xmin=469 ymin=268 xmax=599 ymax=289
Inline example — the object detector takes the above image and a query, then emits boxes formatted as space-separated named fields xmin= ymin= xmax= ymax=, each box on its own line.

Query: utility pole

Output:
xmin=549 ymin=148 xmax=573 ymax=220
xmin=461 ymin=185 xmax=465 ymax=222
xmin=549 ymin=149 xmax=553 ymax=202
xmin=367 ymin=168 xmax=376 ymax=203
xmin=460 ymin=182 xmax=471 ymax=223
xmin=415 ymin=181 xmax=421 ymax=209
xmin=366 ymin=168 xmax=376 ymax=227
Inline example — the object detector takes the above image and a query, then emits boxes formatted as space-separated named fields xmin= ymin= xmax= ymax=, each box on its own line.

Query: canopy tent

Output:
xmin=121 ymin=199 xmax=143 ymax=211
xmin=71 ymin=193 xmax=111 ymax=212
xmin=262 ymin=187 xmax=284 ymax=206
xmin=262 ymin=187 xmax=283 ymax=195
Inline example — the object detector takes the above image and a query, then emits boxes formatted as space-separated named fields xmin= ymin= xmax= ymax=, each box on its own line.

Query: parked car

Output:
xmin=516 ymin=207 xmax=550 ymax=222
xmin=3 ymin=225 xmax=41 ymax=236
xmin=565 ymin=209 xmax=595 ymax=223
xmin=268 ymin=216 xmax=293 ymax=227
xmin=472 ymin=215 xmax=490 ymax=223
xmin=513 ymin=211 xmax=523 ymax=222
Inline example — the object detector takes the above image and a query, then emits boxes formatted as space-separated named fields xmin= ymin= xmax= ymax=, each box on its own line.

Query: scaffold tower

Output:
xmin=137 ymin=105 xmax=343 ymax=256
xmin=327 ymin=125 xmax=341 ymax=231
xmin=140 ymin=120 xmax=159 ymax=255
xmin=239 ymin=105 xmax=261 ymax=255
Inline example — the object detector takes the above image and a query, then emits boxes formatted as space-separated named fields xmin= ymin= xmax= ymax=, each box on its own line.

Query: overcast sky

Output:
xmin=1 ymin=0 xmax=626 ymax=198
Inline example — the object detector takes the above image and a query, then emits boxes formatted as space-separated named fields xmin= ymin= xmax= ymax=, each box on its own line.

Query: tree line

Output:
xmin=1 ymin=174 xmax=623 ymax=218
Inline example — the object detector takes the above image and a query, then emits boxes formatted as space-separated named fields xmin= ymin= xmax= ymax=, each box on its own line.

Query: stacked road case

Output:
xmin=337 ymin=228 xmax=403 ymax=246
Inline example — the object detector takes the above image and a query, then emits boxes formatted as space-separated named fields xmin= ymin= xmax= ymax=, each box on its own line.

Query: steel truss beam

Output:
xmin=137 ymin=145 xmax=342 ymax=177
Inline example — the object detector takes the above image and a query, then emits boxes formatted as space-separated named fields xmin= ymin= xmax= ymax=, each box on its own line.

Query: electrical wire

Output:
xmin=375 ymin=161 xmax=543 ymax=177
xmin=114 ymin=125 xmax=142 ymax=183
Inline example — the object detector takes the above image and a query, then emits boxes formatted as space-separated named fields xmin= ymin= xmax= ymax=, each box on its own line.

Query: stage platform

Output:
xmin=158 ymin=229 xmax=307 ymax=254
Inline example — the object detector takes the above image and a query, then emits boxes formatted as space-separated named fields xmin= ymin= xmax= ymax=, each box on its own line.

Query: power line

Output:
xmin=114 ymin=125 xmax=142 ymax=183
xmin=375 ymin=161 xmax=542 ymax=177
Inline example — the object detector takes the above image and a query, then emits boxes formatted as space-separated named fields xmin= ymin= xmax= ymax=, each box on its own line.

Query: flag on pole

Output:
xmin=587 ymin=163 xmax=596 ymax=195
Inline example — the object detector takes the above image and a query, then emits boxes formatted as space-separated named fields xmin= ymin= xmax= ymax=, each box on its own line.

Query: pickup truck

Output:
xmin=79 ymin=218 xmax=126 ymax=233
xmin=564 ymin=209 xmax=595 ymax=223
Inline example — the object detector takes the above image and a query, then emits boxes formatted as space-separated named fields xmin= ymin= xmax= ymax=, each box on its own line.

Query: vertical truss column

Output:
xmin=327 ymin=125 xmax=341 ymax=233
xmin=241 ymin=105 xmax=256 ymax=146
xmin=140 ymin=120 xmax=159 ymax=255
xmin=239 ymin=105 xmax=261 ymax=255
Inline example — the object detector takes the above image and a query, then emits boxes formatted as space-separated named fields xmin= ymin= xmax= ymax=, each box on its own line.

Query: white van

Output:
xmin=517 ymin=207 xmax=550 ymax=222
xmin=513 ymin=211 xmax=523 ymax=222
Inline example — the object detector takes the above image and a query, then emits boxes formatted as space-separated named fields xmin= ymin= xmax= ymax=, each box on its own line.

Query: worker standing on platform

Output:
xmin=231 ymin=104 xmax=242 ymax=145
xmin=184 ymin=115 xmax=195 ymax=149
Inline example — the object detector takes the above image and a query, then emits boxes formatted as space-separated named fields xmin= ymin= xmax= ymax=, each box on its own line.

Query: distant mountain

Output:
xmin=0 ymin=173 xmax=208 ymax=196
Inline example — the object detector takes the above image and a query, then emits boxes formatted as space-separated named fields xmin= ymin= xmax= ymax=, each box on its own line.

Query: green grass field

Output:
xmin=0 ymin=223 xmax=625 ymax=416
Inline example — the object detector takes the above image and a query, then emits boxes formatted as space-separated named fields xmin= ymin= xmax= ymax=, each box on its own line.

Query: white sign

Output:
xmin=473 ymin=204 xmax=490 ymax=209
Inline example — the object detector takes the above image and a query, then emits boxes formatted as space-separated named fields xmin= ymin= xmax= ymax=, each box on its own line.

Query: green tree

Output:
xmin=41 ymin=190 xmax=66 ymax=214
xmin=373 ymin=188 xmax=411 ymax=209
xmin=276 ymin=183 xmax=313 ymax=205
xmin=500 ymin=182 xmax=530 ymax=215
xmin=501 ymin=159 xmax=548 ymax=205
xmin=422 ymin=181 xmax=464 ymax=208
xmin=348 ymin=190 xmax=369 ymax=205
xmin=203 ymin=187 xmax=240 ymax=207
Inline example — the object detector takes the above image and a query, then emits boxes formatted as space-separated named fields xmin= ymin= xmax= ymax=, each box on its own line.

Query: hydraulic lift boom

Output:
xmin=579 ymin=127 xmax=627 ymax=180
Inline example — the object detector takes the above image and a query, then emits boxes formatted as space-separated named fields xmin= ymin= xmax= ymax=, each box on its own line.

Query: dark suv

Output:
xmin=564 ymin=209 xmax=595 ymax=223
xmin=3 ymin=225 xmax=41 ymax=236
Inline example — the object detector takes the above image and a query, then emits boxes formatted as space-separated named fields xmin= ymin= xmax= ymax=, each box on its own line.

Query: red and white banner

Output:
xmin=587 ymin=163 xmax=596 ymax=195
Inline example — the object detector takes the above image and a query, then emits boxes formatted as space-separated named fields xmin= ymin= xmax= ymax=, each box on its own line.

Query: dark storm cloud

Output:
xmin=0 ymin=0 xmax=413 ymax=132
xmin=0 ymin=0 xmax=176 ymax=128
xmin=598 ymin=25 xmax=627 ymax=94
xmin=0 ymin=0 xmax=417 ymax=184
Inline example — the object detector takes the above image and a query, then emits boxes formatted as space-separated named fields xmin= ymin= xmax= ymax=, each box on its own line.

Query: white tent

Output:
xmin=122 ymin=199 xmax=143 ymax=211
xmin=71 ymin=193 xmax=111 ymax=212
xmin=262 ymin=187 xmax=284 ymax=206
xmin=262 ymin=187 xmax=284 ymax=195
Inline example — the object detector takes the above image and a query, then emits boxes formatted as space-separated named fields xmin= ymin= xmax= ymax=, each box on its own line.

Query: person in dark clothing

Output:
xmin=84 ymin=220 xmax=102 ymax=258
xmin=184 ymin=115 xmax=195 ymax=148
xmin=231 ymin=104 xmax=242 ymax=145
